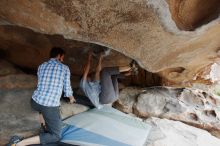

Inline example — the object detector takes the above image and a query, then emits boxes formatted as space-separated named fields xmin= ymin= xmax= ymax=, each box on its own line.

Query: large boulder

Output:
xmin=113 ymin=87 xmax=145 ymax=113
xmin=115 ymin=87 xmax=220 ymax=138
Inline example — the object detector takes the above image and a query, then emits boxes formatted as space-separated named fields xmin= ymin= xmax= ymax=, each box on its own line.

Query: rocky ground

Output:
xmin=145 ymin=117 xmax=220 ymax=146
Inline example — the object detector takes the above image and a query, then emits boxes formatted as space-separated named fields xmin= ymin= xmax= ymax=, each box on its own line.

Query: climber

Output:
xmin=80 ymin=50 xmax=138 ymax=109
xmin=7 ymin=47 xmax=76 ymax=146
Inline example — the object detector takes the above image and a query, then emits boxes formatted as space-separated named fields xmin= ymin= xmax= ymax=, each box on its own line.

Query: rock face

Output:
xmin=146 ymin=117 xmax=220 ymax=146
xmin=0 ymin=59 xmax=37 ymax=89
xmin=0 ymin=74 xmax=37 ymax=89
xmin=114 ymin=87 xmax=220 ymax=138
xmin=0 ymin=0 xmax=220 ymax=84
xmin=0 ymin=60 xmax=22 ymax=76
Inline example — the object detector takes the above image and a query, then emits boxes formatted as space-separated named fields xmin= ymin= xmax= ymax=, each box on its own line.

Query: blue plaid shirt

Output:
xmin=32 ymin=58 xmax=73 ymax=107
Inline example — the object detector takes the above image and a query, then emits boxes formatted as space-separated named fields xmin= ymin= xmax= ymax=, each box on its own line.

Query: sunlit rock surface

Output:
xmin=145 ymin=117 xmax=220 ymax=146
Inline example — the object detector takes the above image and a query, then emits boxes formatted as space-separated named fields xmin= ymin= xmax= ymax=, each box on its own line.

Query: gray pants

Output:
xmin=31 ymin=99 xmax=62 ymax=145
xmin=99 ymin=67 xmax=120 ymax=104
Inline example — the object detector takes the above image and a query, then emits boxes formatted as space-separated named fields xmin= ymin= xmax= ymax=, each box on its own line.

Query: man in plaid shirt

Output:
xmin=8 ymin=47 xmax=75 ymax=146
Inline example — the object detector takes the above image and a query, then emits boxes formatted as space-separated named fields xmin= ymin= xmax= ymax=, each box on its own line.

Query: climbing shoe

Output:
xmin=7 ymin=135 xmax=23 ymax=146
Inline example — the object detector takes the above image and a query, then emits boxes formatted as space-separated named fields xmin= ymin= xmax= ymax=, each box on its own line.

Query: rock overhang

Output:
xmin=0 ymin=0 xmax=220 ymax=85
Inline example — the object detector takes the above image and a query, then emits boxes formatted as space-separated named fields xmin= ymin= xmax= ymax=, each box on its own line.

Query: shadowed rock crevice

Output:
xmin=188 ymin=113 xmax=199 ymax=121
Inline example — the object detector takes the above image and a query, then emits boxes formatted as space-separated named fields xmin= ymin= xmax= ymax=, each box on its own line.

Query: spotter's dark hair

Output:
xmin=50 ymin=47 xmax=65 ymax=58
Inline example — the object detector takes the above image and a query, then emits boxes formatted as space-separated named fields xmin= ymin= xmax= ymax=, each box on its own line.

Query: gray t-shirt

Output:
xmin=80 ymin=79 xmax=103 ymax=109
